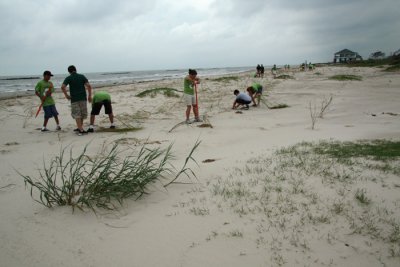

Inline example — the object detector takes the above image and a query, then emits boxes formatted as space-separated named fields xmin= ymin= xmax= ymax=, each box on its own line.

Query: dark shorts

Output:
xmin=91 ymin=100 xmax=113 ymax=115
xmin=43 ymin=105 xmax=59 ymax=119
xmin=236 ymin=99 xmax=251 ymax=105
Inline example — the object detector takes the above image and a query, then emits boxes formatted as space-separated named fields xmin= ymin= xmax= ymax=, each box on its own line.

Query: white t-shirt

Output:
xmin=236 ymin=92 xmax=251 ymax=102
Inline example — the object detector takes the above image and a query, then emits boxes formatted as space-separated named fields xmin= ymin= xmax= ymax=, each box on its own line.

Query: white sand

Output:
xmin=0 ymin=66 xmax=399 ymax=266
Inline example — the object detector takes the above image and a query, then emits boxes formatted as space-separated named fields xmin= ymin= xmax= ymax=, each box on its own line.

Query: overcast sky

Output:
xmin=0 ymin=0 xmax=399 ymax=75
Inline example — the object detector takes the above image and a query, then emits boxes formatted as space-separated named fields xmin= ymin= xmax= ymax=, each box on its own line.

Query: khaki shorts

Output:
xmin=184 ymin=93 xmax=196 ymax=106
xmin=71 ymin=101 xmax=88 ymax=119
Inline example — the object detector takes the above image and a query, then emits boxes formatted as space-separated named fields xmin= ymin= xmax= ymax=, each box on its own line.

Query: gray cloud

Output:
xmin=0 ymin=0 xmax=399 ymax=75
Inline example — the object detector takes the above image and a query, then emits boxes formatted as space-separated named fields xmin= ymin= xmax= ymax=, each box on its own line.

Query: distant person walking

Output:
xmin=271 ymin=64 xmax=277 ymax=78
xmin=35 ymin=70 xmax=61 ymax=132
xmin=61 ymin=65 xmax=92 ymax=136
xmin=260 ymin=64 xmax=265 ymax=78
xmin=184 ymin=69 xmax=201 ymax=124
xmin=88 ymin=91 xmax=115 ymax=132
xmin=256 ymin=64 xmax=261 ymax=77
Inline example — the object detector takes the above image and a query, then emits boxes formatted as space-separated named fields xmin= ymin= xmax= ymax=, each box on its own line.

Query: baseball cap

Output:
xmin=43 ymin=70 xmax=54 ymax=76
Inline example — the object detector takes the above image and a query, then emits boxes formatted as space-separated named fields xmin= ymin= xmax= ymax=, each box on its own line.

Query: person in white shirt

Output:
xmin=232 ymin=89 xmax=252 ymax=109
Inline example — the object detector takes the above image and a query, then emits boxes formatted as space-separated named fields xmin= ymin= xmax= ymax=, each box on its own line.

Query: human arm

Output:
xmin=61 ymin=84 xmax=71 ymax=100
xmin=232 ymin=98 xmax=237 ymax=109
xmin=85 ymin=82 xmax=92 ymax=103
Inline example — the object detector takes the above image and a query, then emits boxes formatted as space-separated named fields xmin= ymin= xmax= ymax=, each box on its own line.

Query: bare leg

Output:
xmin=43 ymin=118 xmax=49 ymax=128
xmin=186 ymin=106 xmax=191 ymax=120
xmin=76 ymin=118 xmax=83 ymax=131
xmin=108 ymin=113 xmax=114 ymax=124
xmin=90 ymin=115 xmax=95 ymax=126
xmin=54 ymin=116 xmax=60 ymax=125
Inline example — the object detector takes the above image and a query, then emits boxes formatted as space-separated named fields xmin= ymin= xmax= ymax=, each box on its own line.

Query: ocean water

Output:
xmin=0 ymin=66 xmax=252 ymax=96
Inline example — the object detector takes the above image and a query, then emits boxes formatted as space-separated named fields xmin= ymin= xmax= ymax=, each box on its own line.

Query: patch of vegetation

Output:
xmin=347 ymin=56 xmax=400 ymax=68
xmin=275 ymin=75 xmax=294 ymax=79
xmin=136 ymin=88 xmax=181 ymax=98
xmin=210 ymin=76 xmax=239 ymax=82
xmin=385 ymin=63 xmax=400 ymax=72
xmin=311 ymin=140 xmax=400 ymax=161
xmin=199 ymin=139 xmax=400 ymax=265
xmin=20 ymin=141 xmax=200 ymax=211
xmin=96 ymin=127 xmax=142 ymax=133
xmin=328 ymin=74 xmax=362 ymax=81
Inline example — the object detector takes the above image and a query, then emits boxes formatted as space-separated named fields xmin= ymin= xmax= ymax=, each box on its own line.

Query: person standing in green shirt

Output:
xmin=61 ymin=65 xmax=92 ymax=135
xmin=184 ymin=69 xmax=201 ymax=124
xmin=87 ymin=91 xmax=115 ymax=132
xmin=35 ymin=70 xmax=61 ymax=132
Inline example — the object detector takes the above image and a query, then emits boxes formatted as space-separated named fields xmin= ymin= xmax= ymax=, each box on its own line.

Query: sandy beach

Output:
xmin=1 ymin=66 xmax=399 ymax=266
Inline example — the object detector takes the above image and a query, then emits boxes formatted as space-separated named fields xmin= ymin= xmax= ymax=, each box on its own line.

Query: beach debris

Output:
xmin=197 ymin=123 xmax=213 ymax=128
xmin=382 ymin=112 xmax=398 ymax=116
xmin=235 ymin=111 xmax=243 ymax=114
xmin=202 ymin=159 xmax=217 ymax=163
xmin=4 ymin=141 xmax=19 ymax=146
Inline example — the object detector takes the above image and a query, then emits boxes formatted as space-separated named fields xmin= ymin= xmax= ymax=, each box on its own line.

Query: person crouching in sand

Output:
xmin=87 ymin=91 xmax=115 ymax=132
xmin=184 ymin=69 xmax=202 ymax=124
xmin=246 ymin=83 xmax=263 ymax=107
xmin=232 ymin=89 xmax=252 ymax=110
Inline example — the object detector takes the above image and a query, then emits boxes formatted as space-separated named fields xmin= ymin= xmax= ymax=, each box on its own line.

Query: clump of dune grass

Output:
xmin=210 ymin=76 xmax=239 ymax=82
xmin=385 ymin=63 xmax=400 ymax=72
xmin=260 ymin=97 xmax=289 ymax=109
xmin=275 ymin=74 xmax=294 ymax=79
xmin=136 ymin=88 xmax=181 ymax=98
xmin=20 ymin=141 xmax=200 ymax=211
xmin=328 ymin=74 xmax=362 ymax=81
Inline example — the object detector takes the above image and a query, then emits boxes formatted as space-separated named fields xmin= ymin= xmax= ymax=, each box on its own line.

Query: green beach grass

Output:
xmin=136 ymin=87 xmax=181 ymax=98
xmin=328 ymin=74 xmax=362 ymax=81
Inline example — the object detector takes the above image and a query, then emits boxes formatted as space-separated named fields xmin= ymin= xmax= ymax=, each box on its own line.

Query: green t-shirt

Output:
xmin=35 ymin=80 xmax=55 ymax=107
xmin=252 ymin=83 xmax=262 ymax=91
xmin=183 ymin=76 xmax=194 ymax=95
xmin=93 ymin=91 xmax=111 ymax=103
xmin=63 ymin=72 xmax=89 ymax=103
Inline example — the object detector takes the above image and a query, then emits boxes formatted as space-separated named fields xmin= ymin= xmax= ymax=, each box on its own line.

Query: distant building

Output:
xmin=333 ymin=49 xmax=363 ymax=63
xmin=369 ymin=51 xmax=386 ymax=59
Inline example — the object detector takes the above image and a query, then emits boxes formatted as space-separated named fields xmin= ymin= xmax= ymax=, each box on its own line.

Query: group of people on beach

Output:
xmin=35 ymin=65 xmax=115 ymax=136
xmin=36 ymin=66 xmax=266 ymax=132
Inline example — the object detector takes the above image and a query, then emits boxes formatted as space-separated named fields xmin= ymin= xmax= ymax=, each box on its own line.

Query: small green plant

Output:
xmin=229 ymin=230 xmax=243 ymax=238
xmin=275 ymin=75 xmax=294 ymax=79
xmin=328 ymin=74 xmax=362 ymax=81
xmin=210 ymin=76 xmax=239 ymax=82
xmin=355 ymin=188 xmax=371 ymax=205
xmin=136 ymin=88 xmax=181 ymax=98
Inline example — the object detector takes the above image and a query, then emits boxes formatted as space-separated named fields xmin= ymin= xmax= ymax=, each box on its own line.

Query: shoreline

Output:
xmin=0 ymin=70 xmax=254 ymax=101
